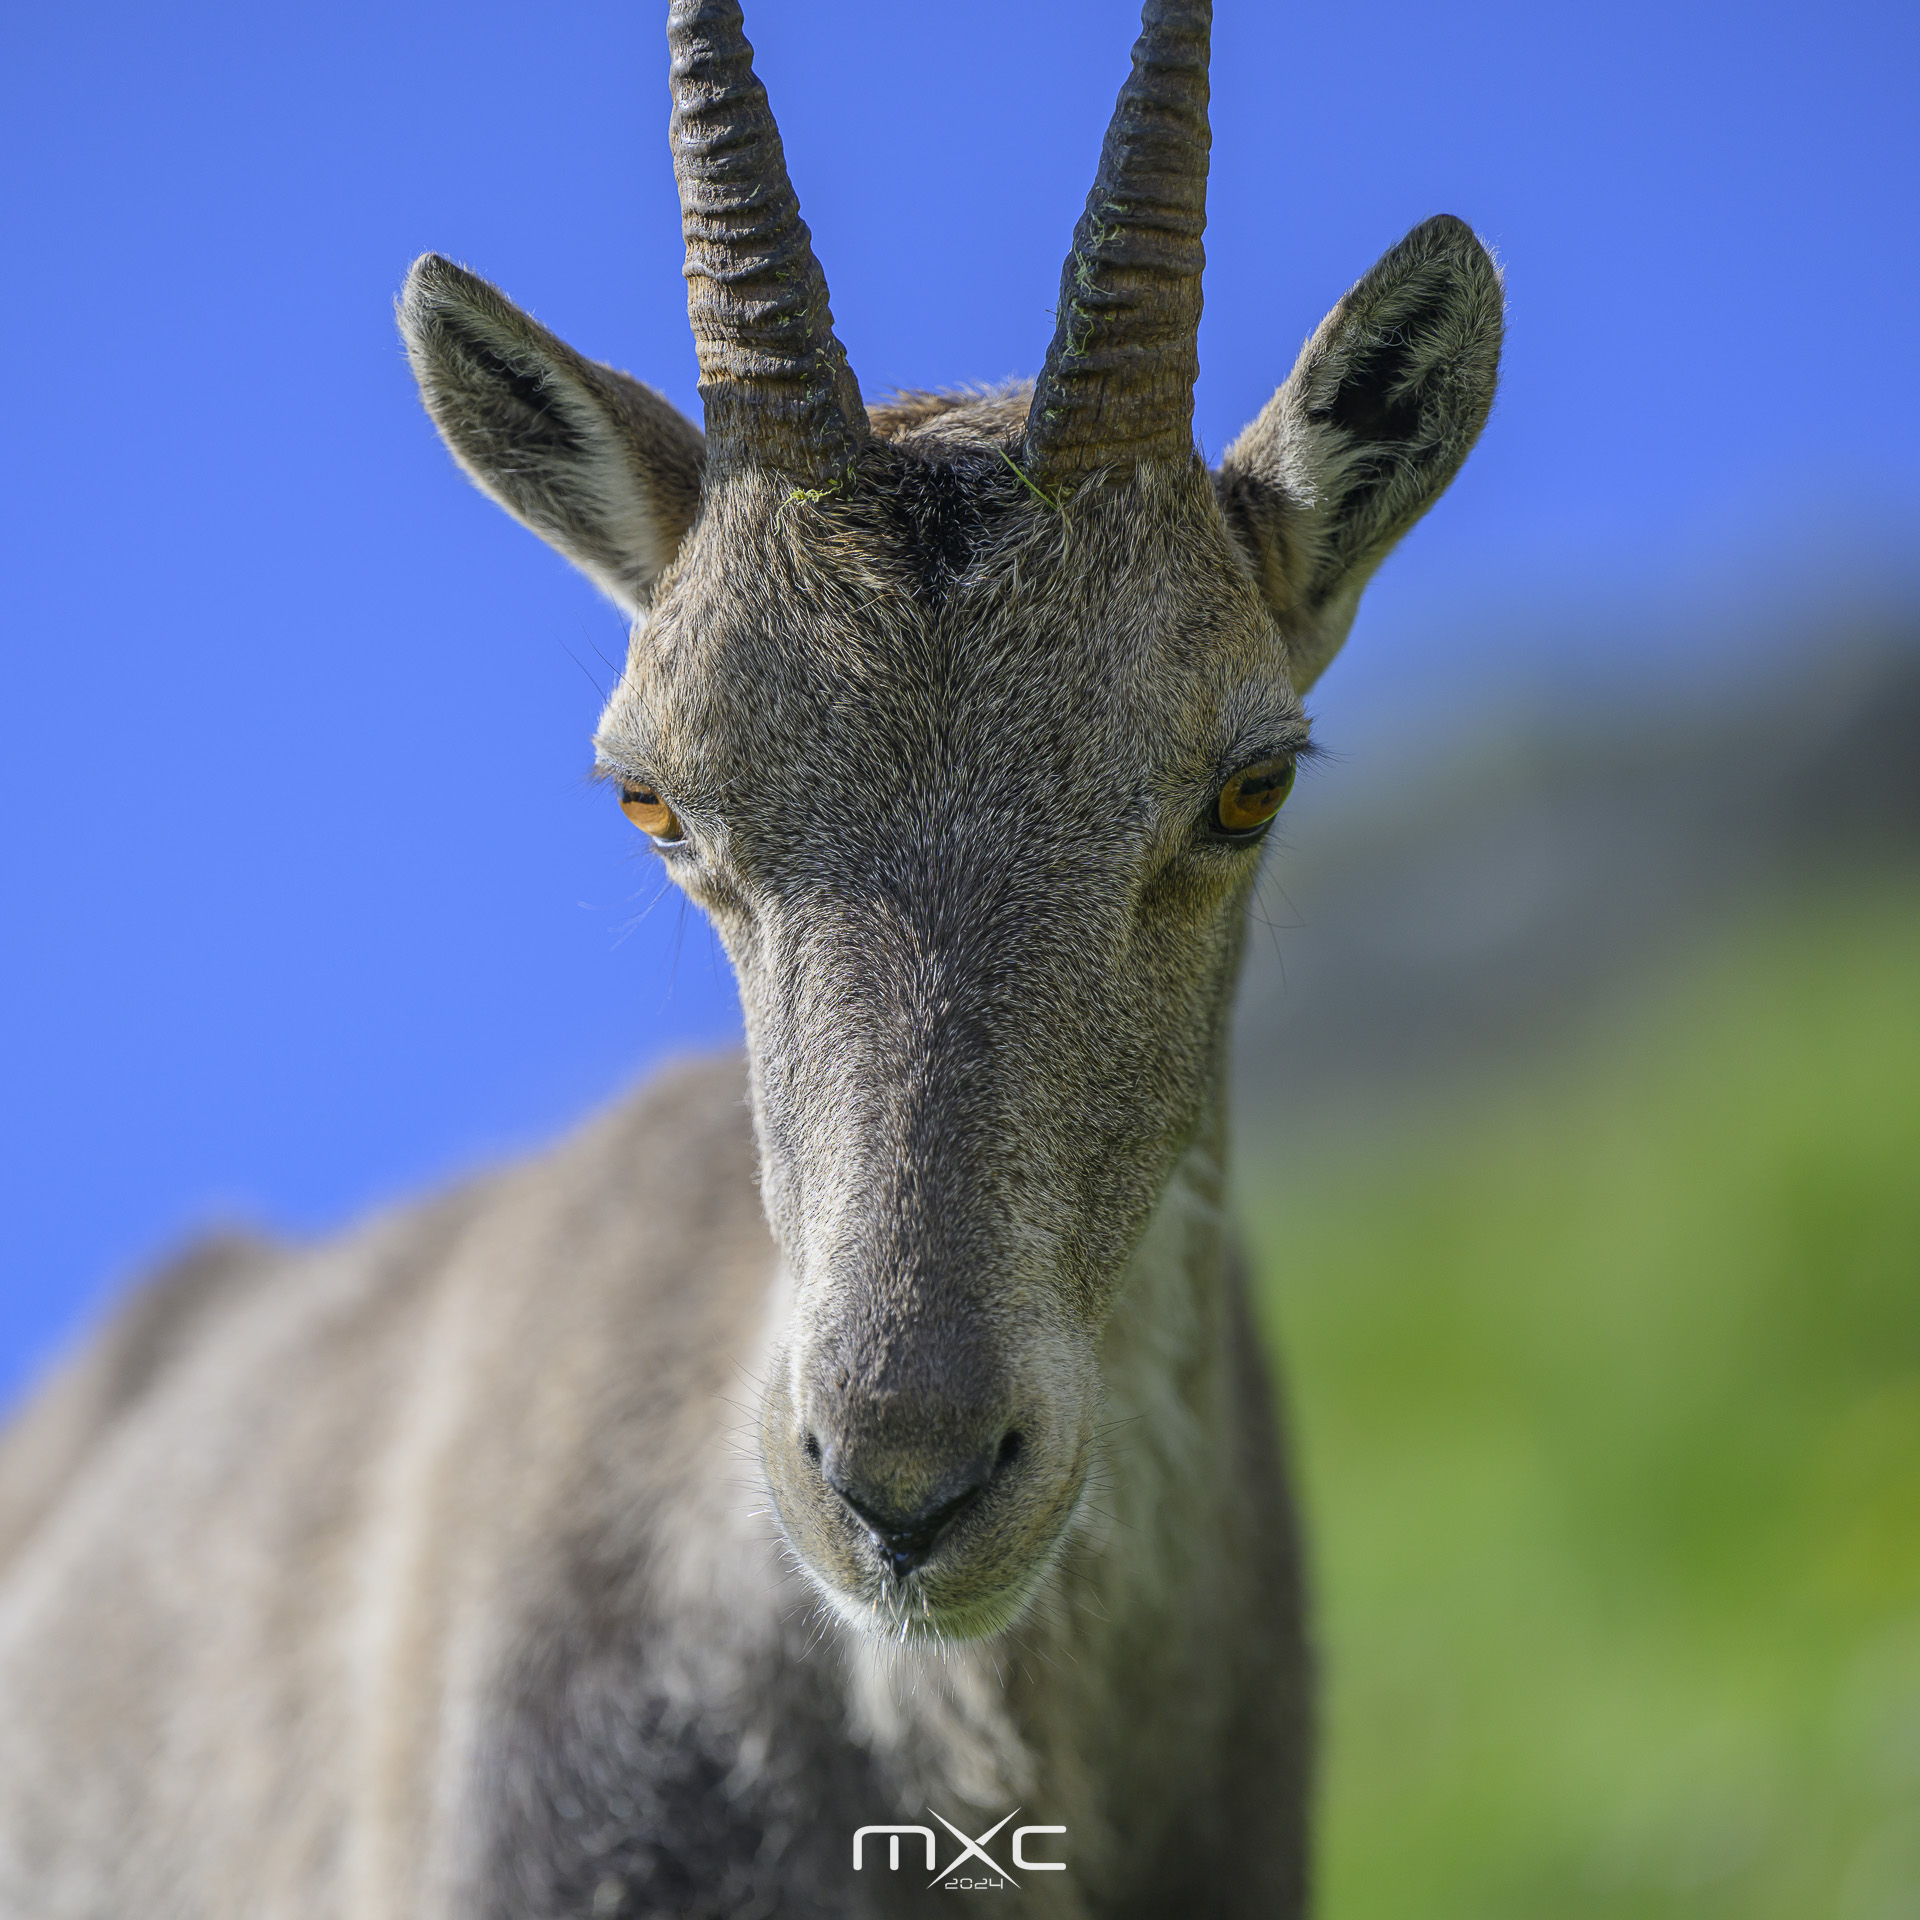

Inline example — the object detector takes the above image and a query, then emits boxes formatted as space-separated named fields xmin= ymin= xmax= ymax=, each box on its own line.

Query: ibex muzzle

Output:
xmin=744 ymin=814 xmax=1179 ymax=1633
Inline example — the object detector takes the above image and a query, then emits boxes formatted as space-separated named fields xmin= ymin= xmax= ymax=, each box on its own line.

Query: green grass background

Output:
xmin=1248 ymin=886 xmax=1920 ymax=1919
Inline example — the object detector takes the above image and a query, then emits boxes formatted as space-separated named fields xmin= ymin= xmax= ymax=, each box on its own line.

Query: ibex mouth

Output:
xmin=835 ymin=1471 xmax=991 ymax=1581
xmin=832 ymin=1488 xmax=1085 ymax=1647
xmin=826 ymin=1426 xmax=1027 ymax=1577
xmin=763 ymin=1374 xmax=1088 ymax=1642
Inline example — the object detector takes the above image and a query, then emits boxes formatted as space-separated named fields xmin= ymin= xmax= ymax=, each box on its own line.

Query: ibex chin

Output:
xmin=0 ymin=1 xmax=1499 ymax=1912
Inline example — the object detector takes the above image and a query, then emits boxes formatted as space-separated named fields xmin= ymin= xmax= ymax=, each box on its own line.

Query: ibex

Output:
xmin=0 ymin=2 xmax=1499 ymax=1912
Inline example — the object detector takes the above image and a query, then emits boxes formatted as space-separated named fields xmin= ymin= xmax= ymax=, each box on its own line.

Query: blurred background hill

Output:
xmin=1234 ymin=631 xmax=1920 ymax=1140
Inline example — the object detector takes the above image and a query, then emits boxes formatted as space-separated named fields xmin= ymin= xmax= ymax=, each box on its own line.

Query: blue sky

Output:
xmin=2 ymin=0 xmax=1916 ymax=1400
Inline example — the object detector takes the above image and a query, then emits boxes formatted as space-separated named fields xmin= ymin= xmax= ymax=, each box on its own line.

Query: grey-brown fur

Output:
xmin=0 ymin=2 xmax=1500 ymax=1913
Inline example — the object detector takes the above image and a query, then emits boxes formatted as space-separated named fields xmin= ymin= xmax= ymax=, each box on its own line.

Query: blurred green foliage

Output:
xmin=1249 ymin=885 xmax=1920 ymax=1919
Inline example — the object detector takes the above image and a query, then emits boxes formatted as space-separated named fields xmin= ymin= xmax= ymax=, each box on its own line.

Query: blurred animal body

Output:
xmin=0 ymin=2 xmax=1499 ymax=1913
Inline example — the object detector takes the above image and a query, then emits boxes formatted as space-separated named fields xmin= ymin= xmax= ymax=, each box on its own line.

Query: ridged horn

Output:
xmin=667 ymin=0 xmax=868 ymax=480
xmin=1024 ymin=0 xmax=1211 ymax=485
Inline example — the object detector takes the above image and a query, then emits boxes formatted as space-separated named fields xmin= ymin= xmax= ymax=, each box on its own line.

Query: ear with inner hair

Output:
xmin=1217 ymin=212 xmax=1504 ymax=692
xmin=399 ymin=253 xmax=705 ymax=618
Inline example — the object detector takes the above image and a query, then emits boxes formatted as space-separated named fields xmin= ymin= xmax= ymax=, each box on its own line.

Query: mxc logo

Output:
xmin=853 ymin=1810 xmax=1066 ymax=1890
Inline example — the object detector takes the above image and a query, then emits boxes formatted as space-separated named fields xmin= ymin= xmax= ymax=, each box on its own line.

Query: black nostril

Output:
xmin=995 ymin=1430 xmax=1024 ymax=1474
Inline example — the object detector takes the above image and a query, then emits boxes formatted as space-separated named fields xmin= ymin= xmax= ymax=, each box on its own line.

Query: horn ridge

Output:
xmin=1024 ymin=0 xmax=1212 ymax=485
xmin=668 ymin=0 xmax=868 ymax=480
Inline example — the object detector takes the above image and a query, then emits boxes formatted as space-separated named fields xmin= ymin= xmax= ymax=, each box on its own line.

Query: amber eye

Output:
xmin=619 ymin=782 xmax=681 ymax=842
xmin=1215 ymin=758 xmax=1295 ymax=836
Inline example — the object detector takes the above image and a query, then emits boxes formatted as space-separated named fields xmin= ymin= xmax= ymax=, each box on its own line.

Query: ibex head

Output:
xmin=400 ymin=0 xmax=1500 ymax=1641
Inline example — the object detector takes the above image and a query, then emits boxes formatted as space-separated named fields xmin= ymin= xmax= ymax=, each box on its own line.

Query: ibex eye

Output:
xmin=619 ymin=783 xmax=682 ymax=843
xmin=1215 ymin=759 xmax=1295 ymax=837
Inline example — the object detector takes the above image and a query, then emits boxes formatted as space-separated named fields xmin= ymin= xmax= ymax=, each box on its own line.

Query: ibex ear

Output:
xmin=397 ymin=254 xmax=705 ymax=616
xmin=1216 ymin=215 xmax=1503 ymax=692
